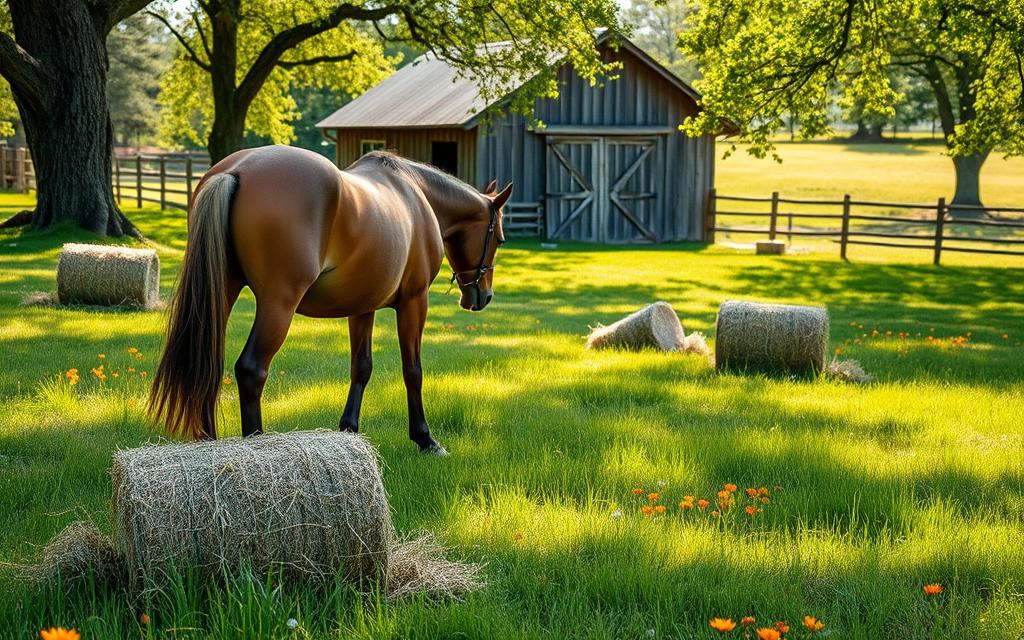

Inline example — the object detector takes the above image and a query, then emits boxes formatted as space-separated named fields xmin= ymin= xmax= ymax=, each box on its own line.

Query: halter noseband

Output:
xmin=448 ymin=200 xmax=498 ymax=293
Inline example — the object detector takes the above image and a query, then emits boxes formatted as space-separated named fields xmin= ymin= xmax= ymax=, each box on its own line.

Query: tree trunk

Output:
xmin=6 ymin=1 xmax=137 ymax=237
xmin=949 ymin=152 xmax=988 ymax=218
xmin=207 ymin=112 xmax=246 ymax=165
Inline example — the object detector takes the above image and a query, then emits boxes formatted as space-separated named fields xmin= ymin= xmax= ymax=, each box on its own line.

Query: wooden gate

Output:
xmin=545 ymin=136 xmax=661 ymax=242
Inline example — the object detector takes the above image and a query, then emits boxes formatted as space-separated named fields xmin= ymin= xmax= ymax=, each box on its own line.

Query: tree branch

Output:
xmin=276 ymin=52 xmax=356 ymax=69
xmin=235 ymin=3 xmax=407 ymax=112
xmin=147 ymin=10 xmax=212 ymax=71
xmin=0 ymin=30 xmax=46 ymax=114
xmin=192 ymin=11 xmax=213 ymax=60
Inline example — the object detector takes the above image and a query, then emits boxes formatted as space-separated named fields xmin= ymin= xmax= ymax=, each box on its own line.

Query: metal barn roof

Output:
xmin=316 ymin=34 xmax=701 ymax=130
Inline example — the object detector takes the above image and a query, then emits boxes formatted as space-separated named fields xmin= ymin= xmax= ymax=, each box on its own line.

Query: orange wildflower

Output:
xmin=758 ymin=487 xmax=769 ymax=496
xmin=709 ymin=618 xmax=736 ymax=633
xmin=632 ymin=488 xmax=644 ymax=496
xmin=65 ymin=369 xmax=79 ymax=385
xmin=128 ymin=347 xmax=138 ymax=354
xmin=679 ymin=501 xmax=693 ymax=510
xmin=654 ymin=505 xmax=666 ymax=514
xmin=741 ymin=616 xmax=755 ymax=626
xmin=744 ymin=505 xmax=758 ymax=517
xmin=923 ymin=583 xmax=943 ymax=596
xmin=697 ymin=499 xmax=709 ymax=510
xmin=40 ymin=629 xmax=80 ymax=640
xmin=98 ymin=354 xmax=105 ymax=360
xmin=647 ymin=492 xmax=660 ymax=502
xmin=746 ymin=488 xmax=757 ymax=497
xmin=1002 ymin=333 xmax=1009 ymax=340
xmin=139 ymin=613 xmax=150 ymax=625
xmin=641 ymin=505 xmax=654 ymax=516
xmin=755 ymin=628 xmax=780 ymax=640
xmin=724 ymin=483 xmax=737 ymax=492
xmin=803 ymin=616 xmax=825 ymax=632
xmin=774 ymin=621 xmax=790 ymax=633
xmin=222 ymin=377 xmax=232 ymax=385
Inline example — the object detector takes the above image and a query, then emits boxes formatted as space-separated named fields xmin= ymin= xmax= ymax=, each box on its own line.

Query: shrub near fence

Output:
xmin=707 ymin=189 xmax=1024 ymax=264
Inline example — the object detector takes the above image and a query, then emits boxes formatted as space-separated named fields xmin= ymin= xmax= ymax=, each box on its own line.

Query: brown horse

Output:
xmin=149 ymin=145 xmax=511 ymax=455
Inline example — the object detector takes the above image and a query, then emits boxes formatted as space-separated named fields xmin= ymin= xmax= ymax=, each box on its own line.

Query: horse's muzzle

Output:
xmin=460 ymin=286 xmax=493 ymax=311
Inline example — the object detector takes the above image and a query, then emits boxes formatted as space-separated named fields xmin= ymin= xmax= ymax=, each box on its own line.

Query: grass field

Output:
xmin=1 ymin=142 xmax=1023 ymax=639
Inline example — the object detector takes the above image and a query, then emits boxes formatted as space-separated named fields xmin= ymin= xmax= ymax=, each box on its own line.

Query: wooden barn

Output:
xmin=317 ymin=32 xmax=719 ymax=243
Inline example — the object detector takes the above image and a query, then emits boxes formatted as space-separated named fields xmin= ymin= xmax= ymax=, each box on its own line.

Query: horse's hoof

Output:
xmin=421 ymin=442 xmax=449 ymax=457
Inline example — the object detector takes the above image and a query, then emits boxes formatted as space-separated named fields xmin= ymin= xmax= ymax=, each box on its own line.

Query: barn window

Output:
xmin=360 ymin=139 xmax=386 ymax=155
xmin=431 ymin=141 xmax=458 ymax=175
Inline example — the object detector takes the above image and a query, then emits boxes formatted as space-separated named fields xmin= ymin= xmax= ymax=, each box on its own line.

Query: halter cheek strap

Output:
xmin=448 ymin=201 xmax=498 ymax=294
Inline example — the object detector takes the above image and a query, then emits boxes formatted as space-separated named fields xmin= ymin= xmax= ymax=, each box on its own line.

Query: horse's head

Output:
xmin=445 ymin=181 xmax=512 ymax=311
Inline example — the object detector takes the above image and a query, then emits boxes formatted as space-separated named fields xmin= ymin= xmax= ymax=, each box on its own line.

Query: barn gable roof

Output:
xmin=316 ymin=33 xmax=701 ymax=130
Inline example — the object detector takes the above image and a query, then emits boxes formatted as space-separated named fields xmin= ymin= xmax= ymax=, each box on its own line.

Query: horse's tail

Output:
xmin=149 ymin=172 xmax=237 ymax=439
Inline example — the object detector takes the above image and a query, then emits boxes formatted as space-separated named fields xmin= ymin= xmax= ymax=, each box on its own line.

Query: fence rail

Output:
xmin=113 ymin=152 xmax=212 ymax=211
xmin=1 ymin=145 xmax=36 ymax=191
xmin=708 ymin=189 xmax=1024 ymax=264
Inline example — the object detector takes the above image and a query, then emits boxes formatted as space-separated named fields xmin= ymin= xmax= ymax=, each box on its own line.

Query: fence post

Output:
xmin=933 ymin=197 xmax=946 ymax=265
xmin=1 ymin=146 xmax=7 ymax=188
xmin=159 ymin=156 xmax=166 ymax=210
xmin=769 ymin=191 xmax=779 ymax=240
xmin=113 ymin=155 xmax=121 ymax=204
xmin=135 ymin=154 xmax=142 ymax=208
xmin=14 ymin=147 xmax=25 ymax=192
xmin=840 ymin=194 xmax=851 ymax=261
xmin=704 ymin=188 xmax=717 ymax=243
xmin=186 ymin=156 xmax=194 ymax=209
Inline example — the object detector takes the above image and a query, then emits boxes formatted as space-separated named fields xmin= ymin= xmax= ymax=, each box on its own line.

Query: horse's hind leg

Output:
xmin=339 ymin=311 xmax=375 ymax=432
xmin=396 ymin=294 xmax=447 ymax=455
xmin=235 ymin=298 xmax=299 ymax=437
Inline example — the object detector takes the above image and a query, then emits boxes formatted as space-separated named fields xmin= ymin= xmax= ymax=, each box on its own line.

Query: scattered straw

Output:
xmin=680 ymin=331 xmax=712 ymax=358
xmin=715 ymin=300 xmax=830 ymax=375
xmin=3 ymin=521 xmax=122 ymax=587
xmin=825 ymin=358 xmax=874 ymax=384
xmin=587 ymin=301 xmax=688 ymax=352
xmin=57 ymin=243 xmax=160 ymax=309
xmin=387 ymin=532 xmax=484 ymax=601
xmin=20 ymin=291 xmax=58 ymax=307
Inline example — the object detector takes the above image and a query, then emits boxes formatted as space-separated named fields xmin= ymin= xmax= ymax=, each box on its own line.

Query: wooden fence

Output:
xmin=707 ymin=189 xmax=1024 ymax=264
xmin=113 ymin=152 xmax=212 ymax=211
xmin=1 ymin=145 xmax=35 ymax=191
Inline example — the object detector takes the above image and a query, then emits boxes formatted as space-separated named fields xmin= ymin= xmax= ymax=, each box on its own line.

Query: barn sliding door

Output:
xmin=545 ymin=136 xmax=661 ymax=243
xmin=545 ymin=137 xmax=600 ymax=241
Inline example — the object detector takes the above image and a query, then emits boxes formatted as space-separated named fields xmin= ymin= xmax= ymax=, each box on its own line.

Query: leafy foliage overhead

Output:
xmin=680 ymin=0 xmax=1024 ymax=160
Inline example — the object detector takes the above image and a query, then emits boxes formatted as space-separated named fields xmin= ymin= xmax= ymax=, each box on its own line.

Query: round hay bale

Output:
xmin=587 ymin=301 xmax=687 ymax=351
xmin=715 ymin=300 xmax=829 ymax=375
xmin=56 ymin=243 xmax=160 ymax=308
xmin=111 ymin=430 xmax=394 ymax=590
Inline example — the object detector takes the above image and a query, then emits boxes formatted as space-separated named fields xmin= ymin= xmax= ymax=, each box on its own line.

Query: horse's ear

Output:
xmin=482 ymin=179 xmax=497 ymax=194
xmin=492 ymin=182 xmax=513 ymax=209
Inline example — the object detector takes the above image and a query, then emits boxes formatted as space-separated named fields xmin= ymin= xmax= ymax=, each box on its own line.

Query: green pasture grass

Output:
xmin=0 ymin=171 xmax=1023 ymax=639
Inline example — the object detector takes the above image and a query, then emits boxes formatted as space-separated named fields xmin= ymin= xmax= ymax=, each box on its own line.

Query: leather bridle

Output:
xmin=448 ymin=200 xmax=499 ymax=294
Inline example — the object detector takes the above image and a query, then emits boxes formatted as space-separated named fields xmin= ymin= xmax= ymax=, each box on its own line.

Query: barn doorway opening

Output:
xmin=431 ymin=141 xmax=458 ymax=175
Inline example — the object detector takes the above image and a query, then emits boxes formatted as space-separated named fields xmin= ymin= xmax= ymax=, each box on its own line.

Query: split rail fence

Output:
xmin=707 ymin=189 xmax=1024 ymax=264
xmin=113 ymin=152 xmax=212 ymax=211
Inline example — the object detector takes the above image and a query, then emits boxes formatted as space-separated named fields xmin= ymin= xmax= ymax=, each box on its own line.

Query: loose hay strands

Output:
xmin=715 ymin=300 xmax=830 ymax=375
xmin=20 ymin=291 xmax=58 ymax=307
xmin=112 ymin=430 xmax=394 ymax=591
xmin=2 ymin=521 xmax=122 ymax=587
xmin=56 ymin=243 xmax=160 ymax=309
xmin=825 ymin=358 xmax=874 ymax=384
xmin=587 ymin=301 xmax=691 ymax=352
xmin=388 ymin=533 xmax=484 ymax=601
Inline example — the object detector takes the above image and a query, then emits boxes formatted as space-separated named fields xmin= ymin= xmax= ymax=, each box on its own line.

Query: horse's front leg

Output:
xmin=339 ymin=311 xmax=375 ymax=433
xmin=396 ymin=294 xmax=447 ymax=455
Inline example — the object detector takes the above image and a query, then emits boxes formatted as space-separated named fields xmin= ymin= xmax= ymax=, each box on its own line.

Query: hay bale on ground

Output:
xmin=715 ymin=300 xmax=829 ymax=375
xmin=57 ymin=243 xmax=160 ymax=309
xmin=587 ymin=301 xmax=688 ymax=352
xmin=112 ymin=430 xmax=393 ymax=590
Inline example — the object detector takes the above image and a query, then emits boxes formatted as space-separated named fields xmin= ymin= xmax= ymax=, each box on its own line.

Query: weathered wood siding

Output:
xmin=476 ymin=44 xmax=716 ymax=242
xmin=333 ymin=128 xmax=477 ymax=186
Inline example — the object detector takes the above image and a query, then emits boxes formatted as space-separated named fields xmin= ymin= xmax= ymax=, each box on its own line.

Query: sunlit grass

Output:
xmin=0 ymin=183 xmax=1022 ymax=638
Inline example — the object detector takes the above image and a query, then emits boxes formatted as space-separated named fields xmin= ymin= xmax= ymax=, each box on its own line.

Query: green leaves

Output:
xmin=680 ymin=0 xmax=1024 ymax=160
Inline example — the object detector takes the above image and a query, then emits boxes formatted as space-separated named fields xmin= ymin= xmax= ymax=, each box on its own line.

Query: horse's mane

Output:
xmin=358 ymin=151 xmax=483 ymax=208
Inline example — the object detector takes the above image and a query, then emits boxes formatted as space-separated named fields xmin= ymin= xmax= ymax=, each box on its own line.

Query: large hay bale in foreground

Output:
xmin=715 ymin=300 xmax=829 ymax=375
xmin=112 ymin=431 xmax=393 ymax=589
xmin=587 ymin=301 xmax=687 ymax=351
xmin=57 ymin=243 xmax=160 ymax=308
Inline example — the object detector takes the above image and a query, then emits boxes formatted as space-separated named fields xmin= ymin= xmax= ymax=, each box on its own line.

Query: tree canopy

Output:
xmin=153 ymin=0 xmax=623 ymax=161
xmin=680 ymin=0 xmax=1024 ymax=201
